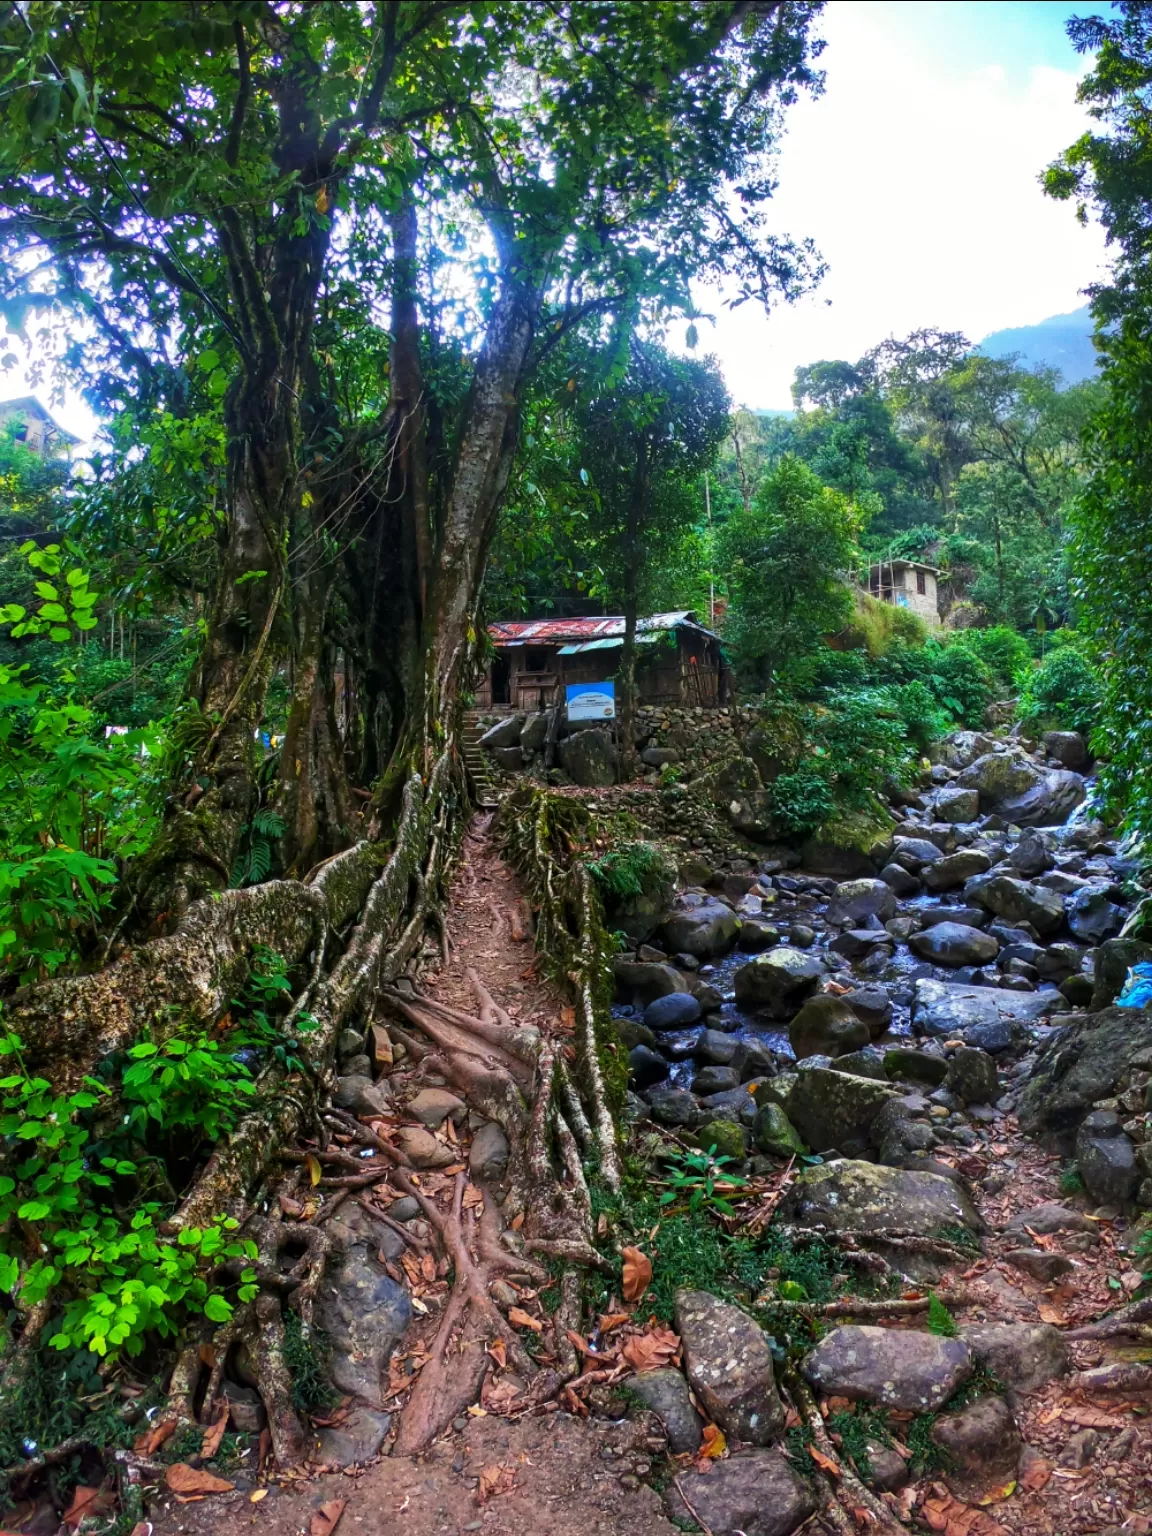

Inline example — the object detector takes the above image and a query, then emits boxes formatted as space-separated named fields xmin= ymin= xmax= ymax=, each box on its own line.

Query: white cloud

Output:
xmin=697 ymin=1 xmax=1109 ymax=409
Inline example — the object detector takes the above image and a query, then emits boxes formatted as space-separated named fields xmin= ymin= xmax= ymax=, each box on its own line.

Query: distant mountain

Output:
xmin=977 ymin=305 xmax=1097 ymax=385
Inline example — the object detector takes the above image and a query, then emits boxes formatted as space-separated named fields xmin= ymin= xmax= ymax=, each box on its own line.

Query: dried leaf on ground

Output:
xmin=63 ymin=1487 xmax=112 ymax=1529
xmin=134 ymin=1419 xmax=178 ymax=1456
xmin=310 ymin=1499 xmax=346 ymax=1536
xmin=1037 ymin=1303 xmax=1067 ymax=1325
xmin=477 ymin=1463 xmax=518 ymax=1504
xmin=164 ymin=1465 xmax=235 ymax=1496
xmin=306 ymin=1152 xmax=322 ymax=1186
xmin=463 ymin=1183 xmax=484 ymax=1212
xmin=808 ymin=1445 xmax=841 ymax=1477
xmin=483 ymin=1378 xmax=521 ymax=1413
xmin=700 ymin=1424 xmax=726 ymax=1459
xmin=621 ymin=1325 xmax=680 ymax=1373
xmin=621 ymin=1246 xmax=653 ymax=1303
xmin=487 ymin=1337 xmax=507 ymax=1369
xmin=508 ymin=1306 xmax=543 ymax=1332
xmin=200 ymin=1399 xmax=230 ymax=1461
xmin=1019 ymin=1456 xmax=1052 ymax=1492
xmin=599 ymin=1312 xmax=630 ymax=1334
xmin=1061 ymin=1405 xmax=1128 ymax=1428
xmin=921 ymin=1491 xmax=1007 ymax=1534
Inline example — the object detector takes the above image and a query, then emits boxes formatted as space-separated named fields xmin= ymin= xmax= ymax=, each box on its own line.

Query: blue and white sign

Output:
xmin=566 ymin=681 xmax=615 ymax=721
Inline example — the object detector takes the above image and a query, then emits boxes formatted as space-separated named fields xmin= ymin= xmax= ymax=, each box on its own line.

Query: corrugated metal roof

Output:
xmin=556 ymin=633 xmax=664 ymax=655
xmin=489 ymin=611 xmax=719 ymax=645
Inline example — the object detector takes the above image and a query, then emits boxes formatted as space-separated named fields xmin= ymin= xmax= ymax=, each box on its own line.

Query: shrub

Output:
xmin=953 ymin=626 xmax=1032 ymax=692
xmin=769 ymin=762 xmax=835 ymax=839
xmin=1018 ymin=644 xmax=1101 ymax=736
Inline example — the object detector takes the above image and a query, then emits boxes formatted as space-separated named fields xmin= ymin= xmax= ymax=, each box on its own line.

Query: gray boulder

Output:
xmin=644 ymin=991 xmax=703 ymax=1030
xmin=492 ymin=744 xmax=524 ymax=770
xmin=1018 ymin=1005 xmax=1152 ymax=1139
xmin=1067 ymin=887 xmax=1125 ymax=944
xmin=753 ymin=1102 xmax=807 ymax=1157
xmin=316 ymin=1204 xmax=413 ymax=1407
xmin=826 ymin=878 xmax=897 ymax=927
xmin=629 ymin=1044 xmax=670 ymax=1088
xmin=912 ymin=977 xmax=1067 ymax=1047
xmin=784 ymin=1068 xmax=899 ymax=1153
xmin=931 ymin=1396 xmax=1021 ymax=1498
xmin=737 ymin=919 xmax=779 ymax=952
xmin=469 ymin=1121 xmax=510 ymax=1183
xmin=780 ymin=1160 xmax=982 ymax=1241
xmin=615 ymin=959 xmax=682 ymax=1005
xmin=641 ymin=745 xmax=681 ymax=768
xmin=1000 ymin=769 xmax=1086 ymax=827
xmin=884 ymin=1047 xmax=949 ymax=1088
xmin=734 ymin=947 xmax=823 ymax=1018
xmin=333 ymin=1073 xmax=392 ymax=1117
xmin=478 ymin=714 xmax=525 ymax=749
xmin=660 ymin=896 xmax=741 ymax=959
xmin=627 ymin=1367 xmax=703 ymax=1453
xmin=891 ymin=836 xmax=944 ymax=871
xmin=1043 ymin=730 xmax=1088 ymax=771
xmin=938 ymin=731 xmax=995 ymax=770
xmin=789 ymin=995 xmax=871 ymax=1060
xmin=946 ymin=1047 xmax=999 ymax=1105
xmin=518 ymin=710 xmax=552 ymax=754
xmin=1076 ymin=1110 xmax=1139 ymax=1206
xmin=316 ymin=1405 xmax=393 ymax=1467
xmin=961 ymin=1323 xmax=1070 ymax=1395
xmin=922 ymin=849 xmax=992 ymax=893
xmin=956 ymin=750 xmax=1043 ymax=809
xmin=802 ymin=1326 xmax=972 ymax=1412
xmin=974 ymin=874 xmax=1065 ymax=935
xmin=935 ymin=786 xmax=980 ymax=824
xmin=675 ymin=1289 xmax=785 ymax=1445
xmin=645 ymin=1085 xmax=703 ymax=1128
xmin=843 ymin=986 xmax=893 ymax=1036
xmin=667 ymin=1450 xmax=816 ymax=1536
xmin=559 ymin=727 xmax=617 ymax=786
xmin=909 ymin=922 xmax=999 ymax=968
xmin=880 ymin=861 xmax=922 ymax=897
xmin=1005 ymin=831 xmax=1055 ymax=878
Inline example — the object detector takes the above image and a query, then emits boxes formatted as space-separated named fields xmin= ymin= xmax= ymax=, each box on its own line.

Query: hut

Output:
xmin=864 ymin=559 xmax=940 ymax=625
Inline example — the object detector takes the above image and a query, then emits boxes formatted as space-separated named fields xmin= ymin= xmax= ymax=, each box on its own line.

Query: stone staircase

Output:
xmin=461 ymin=712 xmax=499 ymax=808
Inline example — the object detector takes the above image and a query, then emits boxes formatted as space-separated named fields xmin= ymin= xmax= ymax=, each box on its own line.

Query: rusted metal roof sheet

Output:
xmin=488 ymin=611 xmax=719 ymax=645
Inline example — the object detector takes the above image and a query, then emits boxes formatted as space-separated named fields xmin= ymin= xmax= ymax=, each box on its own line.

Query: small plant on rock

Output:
xmin=659 ymin=1145 xmax=748 ymax=1217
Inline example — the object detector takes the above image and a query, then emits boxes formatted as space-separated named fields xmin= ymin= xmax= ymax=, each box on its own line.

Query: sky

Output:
xmin=3 ymin=0 xmax=1112 ymax=438
xmin=696 ymin=0 xmax=1110 ymax=410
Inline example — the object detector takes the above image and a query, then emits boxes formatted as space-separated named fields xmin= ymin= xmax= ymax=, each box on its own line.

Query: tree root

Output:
xmin=762 ymin=1289 xmax=973 ymax=1320
xmin=1069 ymin=1362 xmax=1152 ymax=1394
xmin=777 ymin=1225 xmax=976 ymax=1266
xmin=1065 ymin=1297 xmax=1152 ymax=1340
xmin=784 ymin=1368 xmax=906 ymax=1536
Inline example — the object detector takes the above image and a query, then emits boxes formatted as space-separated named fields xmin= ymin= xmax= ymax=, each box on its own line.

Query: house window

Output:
xmin=525 ymin=648 xmax=550 ymax=672
xmin=916 ymin=570 xmax=926 ymax=596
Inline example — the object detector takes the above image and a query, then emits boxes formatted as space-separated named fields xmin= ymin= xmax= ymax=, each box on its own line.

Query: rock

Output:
xmin=826 ymin=879 xmax=897 ymax=927
xmin=675 ymin=1289 xmax=785 ymax=1445
xmin=802 ymin=1326 xmax=972 ymax=1412
xmin=789 ymin=995 xmax=871 ymax=1060
xmin=731 ymin=1038 xmax=776 ymax=1081
xmin=1067 ymin=887 xmax=1125 ymax=944
xmin=956 ymin=750 xmax=1043 ymax=808
xmin=1043 ymin=730 xmax=1088 ymax=771
xmin=938 ymin=731 xmax=995 ymax=771
xmin=844 ymin=987 xmax=893 ymax=1036
xmin=694 ymin=1028 xmax=739 ymax=1065
xmin=692 ymin=1064 xmax=740 ymax=1096
xmin=478 ymin=714 xmax=524 ymax=749
xmin=829 ymin=928 xmax=894 ymax=962
xmin=922 ymin=850 xmax=993 ymax=893
xmin=222 ymin=1380 xmax=266 ymax=1434
xmin=798 ymin=838 xmax=877 ymax=879
xmin=645 ymin=1086 xmax=702 ymax=1128
xmin=395 ymin=1125 xmax=456 ymax=1168
xmin=1003 ymin=1203 xmax=1098 ymax=1241
xmin=734 ymin=948 xmax=823 ymax=1018
xmin=1018 ymin=1006 xmax=1152 ymax=1138
xmin=864 ymin=1442 xmax=910 ymax=1492
xmin=1001 ymin=769 xmax=1086 ymax=827
xmin=1006 ymin=831 xmax=1055 ymax=878
xmin=518 ymin=709 xmax=552 ymax=754
xmin=1091 ymin=938 xmax=1152 ymax=1009
xmin=974 ymin=875 xmax=1065 ymax=935
xmin=492 ymin=744 xmax=524 ymax=770
xmin=333 ymin=1074 xmax=391 ymax=1117
xmin=1076 ymin=1118 xmax=1139 ymax=1206
xmin=945 ymin=1047 xmax=999 ymax=1104
xmin=753 ymin=1102 xmax=807 ymax=1158
xmin=558 ymin=727 xmax=617 ymax=786
xmin=1061 ymin=1428 xmax=1099 ymax=1469
xmin=936 ymin=786 xmax=981 ymax=823
xmin=667 ymin=1450 xmax=816 ymax=1536
xmin=931 ymin=1396 xmax=1021 ymax=1497
xmin=780 ymin=1160 xmax=982 ymax=1241
xmin=912 ymin=978 xmax=1066 ymax=1047
xmin=699 ymin=1087 xmax=757 ymax=1125
xmin=909 ymin=922 xmax=1000 ymax=968
xmin=337 ymin=1028 xmax=366 ymax=1060
xmin=341 ymin=1054 xmax=372 ymax=1078
xmin=660 ymin=897 xmax=741 ymax=960
xmin=626 ymin=1368 xmax=703 ymax=1453
xmin=1005 ymin=1248 xmax=1076 ymax=1282
xmin=785 ymin=1069 xmax=899 ymax=1153
xmin=614 ymin=1017 xmax=658 ymax=1052
xmin=836 ymin=1045 xmax=890 ymax=1081
xmin=961 ymin=1323 xmax=1071 ymax=1393
xmin=316 ymin=1405 xmax=393 ymax=1467
xmin=1061 ymin=973 xmax=1096 ymax=1007
xmin=891 ymin=836 xmax=944 ymax=871
xmin=629 ymin=1044 xmax=670 ymax=1088
xmin=696 ymin=1119 xmax=747 ymax=1162
xmin=614 ymin=959 xmax=683 ymax=1005
xmin=880 ymin=861 xmax=922 ymax=897
xmin=641 ymin=746 xmax=682 ymax=767
xmin=754 ymin=1073 xmax=798 ymax=1113
xmin=388 ymin=1196 xmax=421 ymax=1221
xmin=737 ymin=919 xmax=779 ymax=952
xmin=316 ymin=1206 xmax=413 ymax=1407
xmin=884 ymin=1048 xmax=949 ymax=1088
xmin=644 ymin=992 xmax=703 ymax=1031
xmin=406 ymin=1087 xmax=466 ymax=1129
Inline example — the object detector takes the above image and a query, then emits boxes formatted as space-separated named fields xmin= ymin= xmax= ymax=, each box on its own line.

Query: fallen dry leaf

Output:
xmin=621 ymin=1325 xmax=680 ymax=1373
xmin=621 ymin=1246 xmax=653 ymax=1303
xmin=808 ymin=1445 xmax=841 ymax=1478
xmin=310 ymin=1499 xmax=346 ymax=1536
xmin=598 ymin=1312 xmax=630 ymax=1334
xmin=487 ymin=1337 xmax=507 ymax=1370
xmin=250 ymin=1490 xmax=267 ymax=1504
xmin=306 ymin=1152 xmax=322 ymax=1187
xmin=921 ymin=1491 xmax=1007 ymax=1534
xmin=63 ymin=1487 xmax=113 ymax=1529
xmin=1037 ymin=1303 xmax=1066 ymax=1325
xmin=164 ymin=1465 xmax=235 ymax=1496
xmin=200 ymin=1399 xmax=230 ymax=1461
xmin=134 ymin=1418 xmax=178 ymax=1457
xmin=700 ymin=1423 xmax=726 ymax=1459
xmin=477 ymin=1464 xmax=518 ymax=1504
xmin=508 ymin=1306 xmax=543 ymax=1332
xmin=1019 ymin=1456 xmax=1052 ymax=1492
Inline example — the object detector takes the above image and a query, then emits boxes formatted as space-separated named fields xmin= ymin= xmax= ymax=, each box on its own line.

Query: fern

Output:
xmin=926 ymin=1292 xmax=958 ymax=1338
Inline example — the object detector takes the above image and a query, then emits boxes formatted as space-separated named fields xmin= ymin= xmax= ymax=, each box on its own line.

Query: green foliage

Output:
xmin=824 ymin=1407 xmax=893 ymax=1480
xmin=719 ymin=456 xmax=861 ymax=691
xmin=121 ymin=1033 xmax=257 ymax=1142
xmin=952 ymin=625 xmax=1032 ymax=692
xmin=283 ymin=1311 xmax=339 ymax=1417
xmin=906 ymin=1413 xmax=947 ymax=1476
xmin=0 ymin=1343 xmax=136 ymax=1475
xmin=768 ymin=763 xmax=835 ymax=840
xmin=1018 ymin=642 xmax=1101 ymax=737
xmin=1059 ymin=1162 xmax=1086 ymax=1197
xmin=586 ymin=841 xmax=670 ymax=902
xmin=926 ymin=1293 xmax=958 ymax=1337
xmin=658 ymin=1145 xmax=749 ymax=1218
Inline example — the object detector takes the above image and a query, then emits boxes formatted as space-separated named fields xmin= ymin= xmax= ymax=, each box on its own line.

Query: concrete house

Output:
xmin=478 ymin=611 xmax=727 ymax=712
xmin=0 ymin=396 xmax=78 ymax=458
xmin=865 ymin=559 xmax=940 ymax=625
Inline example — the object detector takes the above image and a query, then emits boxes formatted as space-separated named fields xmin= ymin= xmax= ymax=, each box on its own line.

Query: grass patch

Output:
xmin=825 ymin=1406 xmax=893 ymax=1480
xmin=1059 ymin=1162 xmax=1086 ymax=1197
xmin=283 ymin=1310 xmax=339 ymax=1417
xmin=906 ymin=1412 xmax=948 ymax=1477
xmin=935 ymin=1222 xmax=982 ymax=1254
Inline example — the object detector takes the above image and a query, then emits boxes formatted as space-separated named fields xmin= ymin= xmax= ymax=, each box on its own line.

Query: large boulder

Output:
xmin=1091 ymin=938 xmax=1152 ymax=1010
xmin=1067 ymin=887 xmax=1125 ymax=945
xmin=789 ymin=995 xmax=871 ymax=1060
xmin=559 ymin=727 xmax=618 ymax=786
xmin=779 ymin=1160 xmax=983 ymax=1240
xmin=956 ymin=750 xmax=1042 ymax=809
xmin=478 ymin=714 xmax=525 ymax=749
xmin=937 ymin=731 xmax=995 ymax=770
xmin=753 ymin=1102 xmax=807 ymax=1157
xmin=973 ymin=875 xmax=1065 ymax=935
xmin=1018 ymin=1005 xmax=1152 ymax=1140
xmin=784 ymin=1068 xmax=898 ymax=1153
xmin=518 ymin=709 xmax=552 ymax=755
xmin=908 ymin=923 xmax=999 ymax=968
xmin=802 ymin=1326 xmax=972 ymax=1412
xmin=911 ymin=977 xmax=1067 ymax=1048
xmin=734 ymin=948 xmax=823 ymax=1018
xmin=921 ymin=849 xmax=992 ymax=893
xmin=1000 ymin=770 xmax=1086 ymax=827
xmin=960 ymin=1323 xmax=1070 ymax=1394
xmin=626 ymin=1368 xmax=703 ymax=1454
xmin=1043 ymin=730 xmax=1088 ymax=771
xmin=660 ymin=896 xmax=741 ymax=959
xmin=946 ymin=1047 xmax=999 ymax=1105
xmin=930 ymin=1396 xmax=1021 ymax=1499
xmin=316 ymin=1205 xmax=413 ymax=1407
xmin=1075 ymin=1110 xmax=1139 ymax=1206
xmin=601 ymin=847 xmax=678 ymax=944
xmin=890 ymin=836 xmax=944 ymax=872
xmin=826 ymin=878 xmax=897 ymax=927
xmin=614 ymin=959 xmax=683 ymax=1006
xmin=935 ymin=786 xmax=980 ymax=824
xmin=674 ymin=1289 xmax=785 ymax=1445
xmin=667 ymin=1450 xmax=815 ymax=1536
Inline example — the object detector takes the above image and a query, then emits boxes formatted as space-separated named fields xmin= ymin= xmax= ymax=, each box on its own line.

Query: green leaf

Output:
xmin=203 ymin=1293 xmax=232 ymax=1322
xmin=926 ymin=1293 xmax=958 ymax=1337
xmin=0 ymin=1253 xmax=18 ymax=1292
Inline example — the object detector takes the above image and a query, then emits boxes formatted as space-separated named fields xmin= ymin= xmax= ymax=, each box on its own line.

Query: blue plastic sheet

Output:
xmin=1117 ymin=961 xmax=1152 ymax=1009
